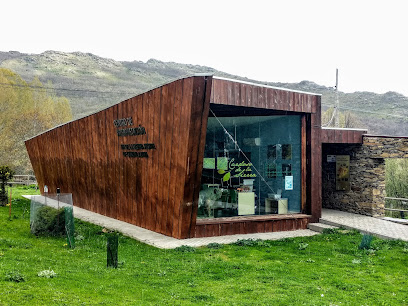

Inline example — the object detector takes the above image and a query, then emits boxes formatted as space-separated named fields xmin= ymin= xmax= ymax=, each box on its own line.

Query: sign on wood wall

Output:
xmin=336 ymin=155 xmax=350 ymax=191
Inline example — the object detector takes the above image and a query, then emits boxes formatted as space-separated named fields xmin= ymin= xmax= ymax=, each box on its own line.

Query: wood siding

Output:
xmin=211 ymin=77 xmax=316 ymax=113
xmin=321 ymin=128 xmax=367 ymax=144
xmin=25 ymin=76 xmax=212 ymax=239
xmin=310 ymin=97 xmax=322 ymax=222
xmin=194 ymin=215 xmax=311 ymax=238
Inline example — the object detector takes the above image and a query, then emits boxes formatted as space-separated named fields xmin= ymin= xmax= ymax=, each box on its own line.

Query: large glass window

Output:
xmin=198 ymin=114 xmax=302 ymax=219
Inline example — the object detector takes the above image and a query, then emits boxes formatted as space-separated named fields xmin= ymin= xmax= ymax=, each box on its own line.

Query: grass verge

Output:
xmin=0 ymin=186 xmax=407 ymax=305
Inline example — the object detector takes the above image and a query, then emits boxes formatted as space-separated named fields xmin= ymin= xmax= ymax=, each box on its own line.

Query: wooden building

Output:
xmin=26 ymin=75 xmax=328 ymax=239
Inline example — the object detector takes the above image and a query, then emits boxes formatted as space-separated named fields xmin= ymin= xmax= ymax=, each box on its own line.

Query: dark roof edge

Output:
xmin=364 ymin=134 xmax=408 ymax=139
xmin=322 ymin=127 xmax=368 ymax=132
xmin=213 ymin=76 xmax=322 ymax=96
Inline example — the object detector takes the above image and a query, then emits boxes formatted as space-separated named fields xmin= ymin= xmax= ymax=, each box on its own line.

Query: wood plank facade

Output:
xmin=26 ymin=75 xmax=324 ymax=239
xmin=321 ymin=127 xmax=367 ymax=144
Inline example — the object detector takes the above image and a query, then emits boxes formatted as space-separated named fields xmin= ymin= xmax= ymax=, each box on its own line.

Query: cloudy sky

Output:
xmin=2 ymin=0 xmax=407 ymax=95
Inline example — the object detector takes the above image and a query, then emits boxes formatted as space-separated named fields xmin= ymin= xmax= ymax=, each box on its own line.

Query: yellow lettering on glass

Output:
xmin=228 ymin=158 xmax=257 ymax=178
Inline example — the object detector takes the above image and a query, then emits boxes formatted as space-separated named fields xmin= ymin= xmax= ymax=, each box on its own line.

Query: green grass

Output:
xmin=7 ymin=184 xmax=40 ymax=199
xmin=1 ymin=187 xmax=407 ymax=305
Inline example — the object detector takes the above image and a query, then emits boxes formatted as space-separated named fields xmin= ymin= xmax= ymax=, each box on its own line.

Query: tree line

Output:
xmin=0 ymin=68 xmax=72 ymax=173
xmin=386 ymin=159 xmax=408 ymax=198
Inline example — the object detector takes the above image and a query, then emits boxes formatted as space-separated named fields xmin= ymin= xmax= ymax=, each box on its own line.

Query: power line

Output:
xmin=0 ymin=82 xmax=137 ymax=95
xmin=1 ymin=80 xmax=406 ymax=120
xmin=322 ymin=103 xmax=407 ymax=119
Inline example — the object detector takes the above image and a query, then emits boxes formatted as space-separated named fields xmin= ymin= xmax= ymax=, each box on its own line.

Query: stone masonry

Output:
xmin=322 ymin=136 xmax=408 ymax=217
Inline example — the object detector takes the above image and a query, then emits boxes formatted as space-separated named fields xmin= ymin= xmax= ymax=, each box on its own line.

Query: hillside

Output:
xmin=1 ymin=50 xmax=407 ymax=135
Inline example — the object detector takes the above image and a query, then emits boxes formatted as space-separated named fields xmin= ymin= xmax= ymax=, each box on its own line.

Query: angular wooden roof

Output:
xmin=210 ymin=77 xmax=321 ymax=114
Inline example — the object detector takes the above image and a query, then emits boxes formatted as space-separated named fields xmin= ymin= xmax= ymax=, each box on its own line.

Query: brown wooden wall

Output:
xmin=321 ymin=128 xmax=367 ymax=144
xmin=211 ymin=77 xmax=316 ymax=113
xmin=194 ymin=215 xmax=311 ymax=238
xmin=309 ymin=96 xmax=322 ymax=222
xmin=25 ymin=75 xmax=212 ymax=239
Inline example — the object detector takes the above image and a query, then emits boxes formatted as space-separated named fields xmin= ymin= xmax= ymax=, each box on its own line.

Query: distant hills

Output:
xmin=1 ymin=50 xmax=408 ymax=136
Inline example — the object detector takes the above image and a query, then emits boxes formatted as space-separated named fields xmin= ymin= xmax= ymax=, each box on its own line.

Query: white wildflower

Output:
xmin=37 ymin=269 xmax=57 ymax=278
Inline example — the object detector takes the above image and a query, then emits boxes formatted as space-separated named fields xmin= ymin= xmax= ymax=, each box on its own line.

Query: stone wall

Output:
xmin=322 ymin=136 xmax=408 ymax=217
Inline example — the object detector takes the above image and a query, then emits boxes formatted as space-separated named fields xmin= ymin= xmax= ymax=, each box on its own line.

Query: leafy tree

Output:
xmin=0 ymin=68 xmax=72 ymax=173
xmin=0 ymin=165 xmax=14 ymax=205
xmin=385 ymin=159 xmax=408 ymax=217
xmin=385 ymin=159 xmax=408 ymax=198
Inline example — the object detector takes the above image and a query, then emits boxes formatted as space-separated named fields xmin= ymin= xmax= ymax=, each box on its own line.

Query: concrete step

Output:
xmin=382 ymin=217 xmax=408 ymax=225
xmin=319 ymin=218 xmax=346 ymax=228
xmin=308 ymin=222 xmax=338 ymax=233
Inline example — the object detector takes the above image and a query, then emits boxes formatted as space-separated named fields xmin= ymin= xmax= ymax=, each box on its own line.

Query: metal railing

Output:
xmin=384 ymin=197 xmax=408 ymax=219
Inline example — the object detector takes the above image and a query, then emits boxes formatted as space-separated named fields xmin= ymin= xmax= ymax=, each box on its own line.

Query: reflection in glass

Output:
xmin=266 ymin=163 xmax=277 ymax=178
xmin=203 ymin=158 xmax=215 ymax=169
xmin=282 ymin=164 xmax=292 ymax=176
xmin=199 ymin=114 xmax=301 ymax=219
xmin=282 ymin=144 xmax=292 ymax=160
xmin=217 ymin=157 xmax=228 ymax=170
xmin=267 ymin=145 xmax=277 ymax=159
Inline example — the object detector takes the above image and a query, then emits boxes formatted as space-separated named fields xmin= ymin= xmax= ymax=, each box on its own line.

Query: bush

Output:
xmin=298 ymin=242 xmax=309 ymax=250
xmin=31 ymin=206 xmax=65 ymax=237
xmin=5 ymin=271 xmax=25 ymax=282
xmin=174 ymin=245 xmax=196 ymax=253
xmin=322 ymin=228 xmax=339 ymax=235
xmin=0 ymin=165 xmax=14 ymax=206
xmin=207 ymin=242 xmax=223 ymax=249
xmin=234 ymin=239 xmax=263 ymax=247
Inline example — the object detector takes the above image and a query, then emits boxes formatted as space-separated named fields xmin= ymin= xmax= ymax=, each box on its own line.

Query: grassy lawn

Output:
xmin=0 ymin=186 xmax=407 ymax=305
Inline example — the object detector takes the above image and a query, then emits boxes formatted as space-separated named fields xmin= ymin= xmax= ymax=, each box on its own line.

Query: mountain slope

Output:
xmin=1 ymin=51 xmax=407 ymax=135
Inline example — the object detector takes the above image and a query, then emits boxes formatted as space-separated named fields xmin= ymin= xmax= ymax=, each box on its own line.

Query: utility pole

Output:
xmin=334 ymin=68 xmax=339 ymax=127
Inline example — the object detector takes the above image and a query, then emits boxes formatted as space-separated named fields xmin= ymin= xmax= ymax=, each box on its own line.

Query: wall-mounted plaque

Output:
xmin=285 ymin=176 xmax=293 ymax=190
xmin=327 ymin=155 xmax=336 ymax=163
xmin=336 ymin=155 xmax=350 ymax=191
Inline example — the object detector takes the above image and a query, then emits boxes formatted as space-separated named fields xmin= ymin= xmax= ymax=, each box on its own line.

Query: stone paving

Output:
xmin=23 ymin=195 xmax=408 ymax=248
xmin=72 ymin=204 xmax=320 ymax=249
xmin=24 ymin=195 xmax=319 ymax=249
xmin=320 ymin=208 xmax=408 ymax=241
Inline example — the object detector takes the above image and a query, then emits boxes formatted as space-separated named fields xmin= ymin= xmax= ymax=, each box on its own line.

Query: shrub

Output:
xmin=31 ymin=206 xmax=65 ymax=237
xmin=298 ymin=242 xmax=309 ymax=250
xmin=5 ymin=271 xmax=25 ymax=282
xmin=234 ymin=239 xmax=263 ymax=247
xmin=207 ymin=242 xmax=223 ymax=249
xmin=174 ymin=245 xmax=196 ymax=253
xmin=322 ymin=228 xmax=339 ymax=235
xmin=0 ymin=165 xmax=14 ymax=206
